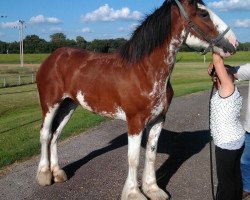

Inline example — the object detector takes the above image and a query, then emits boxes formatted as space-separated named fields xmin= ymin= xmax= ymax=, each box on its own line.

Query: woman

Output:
xmin=208 ymin=53 xmax=245 ymax=200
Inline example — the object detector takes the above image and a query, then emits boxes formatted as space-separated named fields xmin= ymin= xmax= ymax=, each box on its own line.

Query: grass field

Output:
xmin=0 ymin=51 xmax=249 ymax=171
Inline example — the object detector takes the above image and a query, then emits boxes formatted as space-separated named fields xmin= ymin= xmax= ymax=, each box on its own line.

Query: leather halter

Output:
xmin=174 ymin=0 xmax=230 ymax=55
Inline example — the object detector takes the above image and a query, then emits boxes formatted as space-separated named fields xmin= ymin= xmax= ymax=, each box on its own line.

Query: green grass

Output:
xmin=0 ymin=84 xmax=106 ymax=169
xmin=0 ymin=54 xmax=49 ymax=64
xmin=0 ymin=51 xmax=249 ymax=171
xmin=176 ymin=51 xmax=250 ymax=64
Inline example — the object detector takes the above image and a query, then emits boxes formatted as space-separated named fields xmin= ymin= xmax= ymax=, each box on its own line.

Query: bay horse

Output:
xmin=36 ymin=0 xmax=238 ymax=199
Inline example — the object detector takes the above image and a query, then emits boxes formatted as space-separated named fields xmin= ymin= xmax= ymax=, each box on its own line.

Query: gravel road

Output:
xmin=0 ymin=84 xmax=248 ymax=200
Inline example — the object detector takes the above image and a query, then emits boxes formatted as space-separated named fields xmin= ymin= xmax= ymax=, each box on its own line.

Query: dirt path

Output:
xmin=0 ymin=85 xmax=248 ymax=200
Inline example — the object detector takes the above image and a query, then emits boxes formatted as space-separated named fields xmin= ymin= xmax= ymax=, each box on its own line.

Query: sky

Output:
xmin=0 ymin=0 xmax=250 ymax=43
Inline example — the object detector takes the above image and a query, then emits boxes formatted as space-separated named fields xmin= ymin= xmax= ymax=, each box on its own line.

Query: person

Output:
xmin=208 ymin=53 xmax=245 ymax=200
xmin=226 ymin=62 xmax=250 ymax=199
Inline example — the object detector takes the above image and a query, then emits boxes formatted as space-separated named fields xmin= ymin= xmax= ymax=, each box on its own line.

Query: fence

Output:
xmin=0 ymin=73 xmax=36 ymax=88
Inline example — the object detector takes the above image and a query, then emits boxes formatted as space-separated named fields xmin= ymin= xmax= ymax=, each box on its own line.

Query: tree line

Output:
xmin=0 ymin=32 xmax=250 ymax=54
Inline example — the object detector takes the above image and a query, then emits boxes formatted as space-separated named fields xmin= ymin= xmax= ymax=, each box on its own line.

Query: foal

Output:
xmin=36 ymin=0 xmax=238 ymax=199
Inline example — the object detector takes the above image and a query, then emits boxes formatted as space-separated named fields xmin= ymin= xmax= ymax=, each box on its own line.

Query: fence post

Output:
xmin=32 ymin=73 xmax=34 ymax=83
xmin=3 ymin=77 xmax=6 ymax=87
xmin=18 ymin=75 xmax=21 ymax=85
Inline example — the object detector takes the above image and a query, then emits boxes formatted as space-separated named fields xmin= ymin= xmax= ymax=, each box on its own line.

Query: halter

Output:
xmin=174 ymin=0 xmax=230 ymax=55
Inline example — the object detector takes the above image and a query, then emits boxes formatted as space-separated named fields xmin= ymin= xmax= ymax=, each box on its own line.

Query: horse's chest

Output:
xmin=148 ymin=83 xmax=167 ymax=118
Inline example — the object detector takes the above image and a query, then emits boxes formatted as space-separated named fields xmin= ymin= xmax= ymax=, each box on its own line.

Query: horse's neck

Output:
xmin=145 ymin=28 xmax=186 ymax=80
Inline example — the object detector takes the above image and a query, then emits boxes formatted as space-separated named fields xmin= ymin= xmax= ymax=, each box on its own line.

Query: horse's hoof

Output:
xmin=121 ymin=188 xmax=147 ymax=200
xmin=36 ymin=170 xmax=52 ymax=186
xmin=143 ymin=186 xmax=169 ymax=200
xmin=53 ymin=169 xmax=68 ymax=183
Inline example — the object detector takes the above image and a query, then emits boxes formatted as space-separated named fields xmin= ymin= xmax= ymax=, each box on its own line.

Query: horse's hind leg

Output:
xmin=37 ymin=103 xmax=60 ymax=186
xmin=142 ymin=118 xmax=169 ymax=200
xmin=50 ymin=98 xmax=77 ymax=183
xmin=36 ymin=98 xmax=77 ymax=186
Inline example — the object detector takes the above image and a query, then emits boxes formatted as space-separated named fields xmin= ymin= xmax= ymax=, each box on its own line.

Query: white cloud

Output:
xmin=0 ymin=21 xmax=19 ymax=28
xmin=118 ymin=23 xmax=138 ymax=32
xmin=47 ymin=17 xmax=61 ymax=24
xmin=129 ymin=23 xmax=138 ymax=30
xmin=49 ymin=27 xmax=62 ymax=32
xmin=81 ymin=27 xmax=91 ymax=33
xmin=29 ymin=15 xmax=61 ymax=24
xmin=208 ymin=0 xmax=250 ymax=11
xmin=81 ymin=4 xmax=142 ymax=22
xmin=235 ymin=19 xmax=250 ymax=28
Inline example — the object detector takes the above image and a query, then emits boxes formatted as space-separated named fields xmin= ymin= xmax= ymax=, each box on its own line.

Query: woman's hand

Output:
xmin=208 ymin=62 xmax=214 ymax=76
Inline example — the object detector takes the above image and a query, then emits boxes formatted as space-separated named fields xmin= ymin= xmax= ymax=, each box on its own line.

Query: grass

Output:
xmin=0 ymin=51 xmax=249 ymax=171
xmin=0 ymin=54 xmax=49 ymax=64
xmin=0 ymin=84 xmax=106 ymax=169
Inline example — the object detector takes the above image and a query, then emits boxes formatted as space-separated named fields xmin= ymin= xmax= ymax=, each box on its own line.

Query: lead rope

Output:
xmin=209 ymin=82 xmax=216 ymax=200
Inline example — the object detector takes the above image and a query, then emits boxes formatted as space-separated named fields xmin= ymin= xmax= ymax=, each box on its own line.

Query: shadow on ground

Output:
xmin=63 ymin=129 xmax=211 ymax=191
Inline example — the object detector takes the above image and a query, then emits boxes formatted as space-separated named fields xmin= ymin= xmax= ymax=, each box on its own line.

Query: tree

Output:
xmin=24 ymin=35 xmax=48 ymax=53
xmin=50 ymin=33 xmax=67 ymax=43
xmin=0 ymin=41 xmax=7 ymax=54
xmin=76 ymin=36 xmax=87 ymax=49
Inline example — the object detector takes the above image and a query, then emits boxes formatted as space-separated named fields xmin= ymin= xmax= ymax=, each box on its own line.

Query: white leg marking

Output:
xmin=50 ymin=109 xmax=75 ymax=183
xmin=37 ymin=104 xmax=59 ymax=186
xmin=142 ymin=121 xmax=169 ymax=199
xmin=122 ymin=132 xmax=147 ymax=200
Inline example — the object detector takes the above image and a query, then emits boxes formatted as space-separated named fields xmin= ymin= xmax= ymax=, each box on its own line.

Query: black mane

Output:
xmin=119 ymin=0 xmax=205 ymax=63
xmin=119 ymin=1 xmax=172 ymax=63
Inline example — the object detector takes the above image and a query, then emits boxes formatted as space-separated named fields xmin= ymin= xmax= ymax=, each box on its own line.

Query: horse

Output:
xmin=36 ymin=0 xmax=238 ymax=199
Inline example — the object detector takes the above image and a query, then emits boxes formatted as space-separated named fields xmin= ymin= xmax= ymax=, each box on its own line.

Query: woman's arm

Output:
xmin=235 ymin=63 xmax=250 ymax=80
xmin=212 ymin=53 xmax=234 ymax=97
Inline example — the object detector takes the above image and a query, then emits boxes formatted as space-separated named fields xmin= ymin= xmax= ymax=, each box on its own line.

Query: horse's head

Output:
xmin=175 ymin=0 xmax=238 ymax=57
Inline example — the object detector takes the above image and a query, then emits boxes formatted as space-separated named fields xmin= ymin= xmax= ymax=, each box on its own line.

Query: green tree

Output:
xmin=76 ymin=36 xmax=87 ymax=49
xmin=0 ymin=41 xmax=7 ymax=54
xmin=24 ymin=35 xmax=48 ymax=53
xmin=50 ymin=33 xmax=67 ymax=43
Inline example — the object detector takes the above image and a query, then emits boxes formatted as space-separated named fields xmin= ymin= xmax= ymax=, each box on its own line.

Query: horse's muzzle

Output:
xmin=213 ymin=38 xmax=239 ymax=57
xmin=215 ymin=38 xmax=237 ymax=56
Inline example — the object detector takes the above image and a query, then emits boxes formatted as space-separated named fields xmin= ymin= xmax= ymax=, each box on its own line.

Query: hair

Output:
xmin=119 ymin=1 xmax=172 ymax=63
xmin=119 ymin=0 xmax=205 ymax=63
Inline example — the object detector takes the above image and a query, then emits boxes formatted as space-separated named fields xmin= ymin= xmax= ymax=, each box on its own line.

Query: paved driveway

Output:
xmin=0 ymin=84 xmax=248 ymax=200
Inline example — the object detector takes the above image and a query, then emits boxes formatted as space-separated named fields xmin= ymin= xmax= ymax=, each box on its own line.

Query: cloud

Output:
xmin=118 ymin=23 xmax=138 ymax=32
xmin=235 ymin=19 xmax=250 ymax=28
xmin=49 ymin=27 xmax=62 ymax=32
xmin=0 ymin=32 xmax=5 ymax=37
xmin=29 ymin=15 xmax=61 ymax=24
xmin=81 ymin=4 xmax=142 ymax=22
xmin=81 ymin=27 xmax=92 ymax=33
xmin=0 ymin=21 xmax=19 ymax=28
xmin=208 ymin=0 xmax=250 ymax=11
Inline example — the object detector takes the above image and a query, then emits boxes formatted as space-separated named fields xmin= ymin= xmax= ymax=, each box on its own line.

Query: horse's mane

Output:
xmin=119 ymin=1 xmax=172 ymax=63
xmin=119 ymin=0 xmax=205 ymax=63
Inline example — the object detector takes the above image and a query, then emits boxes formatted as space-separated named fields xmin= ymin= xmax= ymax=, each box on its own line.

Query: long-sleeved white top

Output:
xmin=237 ymin=63 xmax=250 ymax=133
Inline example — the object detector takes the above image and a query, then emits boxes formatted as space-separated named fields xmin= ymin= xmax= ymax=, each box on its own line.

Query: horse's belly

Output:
xmin=76 ymin=90 xmax=126 ymax=121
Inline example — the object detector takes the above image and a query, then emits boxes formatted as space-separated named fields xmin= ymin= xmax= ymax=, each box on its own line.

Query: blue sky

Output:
xmin=0 ymin=0 xmax=250 ymax=43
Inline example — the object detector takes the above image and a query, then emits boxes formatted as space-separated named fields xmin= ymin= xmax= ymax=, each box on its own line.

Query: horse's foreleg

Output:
xmin=37 ymin=104 xmax=59 ymax=186
xmin=122 ymin=117 xmax=147 ymax=200
xmin=142 ymin=119 xmax=169 ymax=200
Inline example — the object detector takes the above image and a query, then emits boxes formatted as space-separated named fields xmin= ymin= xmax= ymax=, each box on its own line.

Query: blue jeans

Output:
xmin=241 ymin=132 xmax=250 ymax=192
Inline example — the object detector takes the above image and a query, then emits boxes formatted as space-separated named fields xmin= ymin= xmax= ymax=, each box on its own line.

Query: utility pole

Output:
xmin=19 ymin=20 xmax=25 ymax=67
xmin=14 ymin=20 xmax=25 ymax=67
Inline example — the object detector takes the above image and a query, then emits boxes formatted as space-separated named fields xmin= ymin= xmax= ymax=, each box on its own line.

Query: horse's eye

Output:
xmin=200 ymin=11 xmax=209 ymax=18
